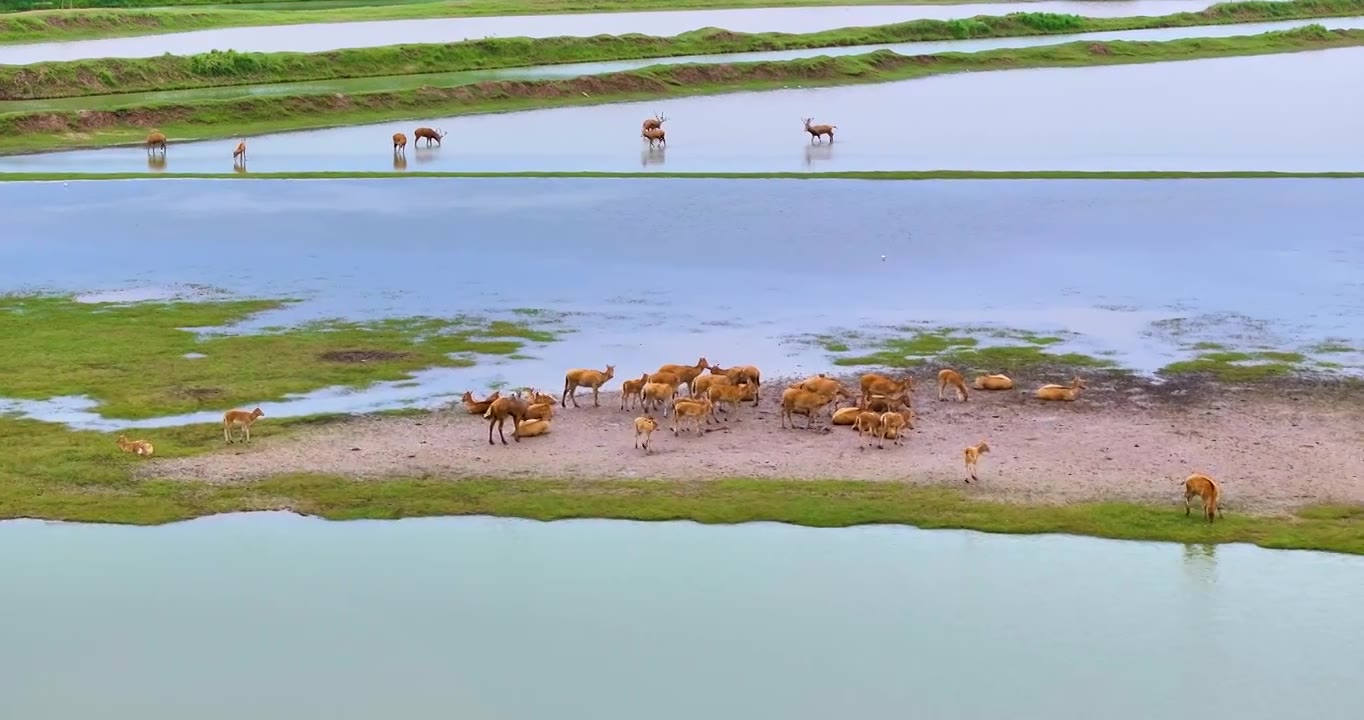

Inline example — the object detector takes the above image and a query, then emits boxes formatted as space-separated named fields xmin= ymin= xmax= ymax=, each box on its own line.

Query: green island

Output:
xmin=0 ymin=293 xmax=1359 ymax=556
xmin=2 ymin=25 xmax=1360 ymax=154
xmin=0 ymin=0 xmax=1006 ymax=45
xmin=7 ymin=0 xmax=1362 ymax=103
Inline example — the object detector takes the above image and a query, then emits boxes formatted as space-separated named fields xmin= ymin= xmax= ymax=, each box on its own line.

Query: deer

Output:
xmin=642 ymin=112 xmax=667 ymax=131
xmin=642 ymin=126 xmax=666 ymax=148
xmin=460 ymin=390 xmax=500 ymax=415
xmin=780 ymin=387 xmax=836 ymax=430
xmin=670 ymin=396 xmax=713 ymax=436
xmin=802 ymin=117 xmax=835 ymax=143
xmin=414 ymin=127 xmax=447 ymax=148
xmin=963 ymin=440 xmax=990 ymax=483
xmin=222 ymin=407 xmax=264 ymax=443
xmin=859 ymin=373 xmax=912 ymax=407
xmin=879 ymin=410 xmax=911 ymax=447
xmin=146 ymin=131 xmax=167 ymax=155
xmin=973 ymin=374 xmax=1014 ymax=391
xmin=232 ymin=139 xmax=246 ymax=164
xmin=393 ymin=132 xmax=407 ymax=154
xmin=116 ymin=434 xmax=155 ymax=457
xmin=561 ymin=364 xmax=616 ymax=408
xmin=658 ymin=357 xmax=709 ymax=396
xmin=1035 ymin=376 xmax=1087 ymax=401
xmin=483 ymin=395 xmax=529 ymax=445
xmin=620 ymin=372 xmax=650 ymax=411
xmin=1184 ymin=473 xmax=1223 ymax=523
xmin=937 ymin=368 xmax=969 ymax=402
xmin=852 ymin=411 xmax=883 ymax=449
xmin=635 ymin=414 xmax=659 ymax=453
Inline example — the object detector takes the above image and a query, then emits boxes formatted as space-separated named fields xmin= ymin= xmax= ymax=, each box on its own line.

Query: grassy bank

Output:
xmin=0 ymin=0 xmax=1006 ymax=45
xmin=0 ymin=294 xmax=560 ymax=418
xmin=7 ymin=170 xmax=1364 ymax=181
xmin=3 ymin=25 xmax=1361 ymax=155
xmin=7 ymin=0 xmax=1364 ymax=102
xmin=2 ymin=471 xmax=1361 ymax=555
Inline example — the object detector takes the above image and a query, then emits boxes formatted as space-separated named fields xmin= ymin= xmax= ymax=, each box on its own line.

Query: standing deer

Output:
xmin=393 ymin=132 xmax=407 ymax=154
xmin=232 ymin=139 xmax=246 ymax=164
xmin=802 ymin=117 xmax=836 ymax=143
xmin=414 ymin=127 xmax=447 ymax=148
xmin=146 ymin=131 xmax=167 ymax=155
xmin=642 ymin=112 xmax=667 ymax=131
xmin=642 ymin=127 xmax=666 ymax=148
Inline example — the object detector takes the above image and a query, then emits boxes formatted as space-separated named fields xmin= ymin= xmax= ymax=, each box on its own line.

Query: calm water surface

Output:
xmin=6 ymin=50 xmax=1360 ymax=174
xmin=1 ymin=177 xmax=1361 ymax=426
xmin=0 ymin=0 xmax=1236 ymax=64
xmin=1 ymin=513 xmax=1360 ymax=719
xmin=7 ymin=17 xmax=1360 ymax=115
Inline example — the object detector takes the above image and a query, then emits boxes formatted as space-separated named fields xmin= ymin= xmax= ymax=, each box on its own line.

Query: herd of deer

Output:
xmin=142 ymin=115 xmax=834 ymax=160
xmin=459 ymin=358 xmax=1223 ymax=523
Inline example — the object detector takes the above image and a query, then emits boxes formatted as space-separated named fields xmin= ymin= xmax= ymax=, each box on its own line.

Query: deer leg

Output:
xmin=498 ymin=417 xmax=508 ymax=445
xmin=244 ymin=425 xmax=251 ymax=443
xmin=1184 ymin=493 xmax=1191 ymax=516
xmin=592 ymin=386 xmax=600 ymax=408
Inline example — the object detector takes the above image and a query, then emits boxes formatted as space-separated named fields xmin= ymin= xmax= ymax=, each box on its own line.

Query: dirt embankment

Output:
xmin=146 ymin=371 xmax=1364 ymax=514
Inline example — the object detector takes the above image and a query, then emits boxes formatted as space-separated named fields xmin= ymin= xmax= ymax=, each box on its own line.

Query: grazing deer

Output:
xmin=1184 ymin=473 xmax=1223 ymax=523
xmin=635 ymin=414 xmax=659 ymax=453
xmin=146 ymin=131 xmax=167 ymax=155
xmin=414 ymin=127 xmax=446 ymax=147
xmin=232 ymin=139 xmax=246 ymax=164
xmin=963 ymin=440 xmax=990 ymax=483
xmin=802 ymin=117 xmax=835 ymax=143
xmin=642 ymin=127 xmax=666 ymax=148
xmin=642 ymin=112 xmax=667 ymax=131
xmin=483 ymin=395 xmax=529 ymax=446
xmin=561 ymin=364 xmax=616 ymax=408
xmin=393 ymin=132 xmax=407 ymax=154
xmin=937 ymin=368 xmax=969 ymax=402
xmin=116 ymin=434 xmax=155 ymax=457
xmin=222 ymin=407 xmax=264 ymax=443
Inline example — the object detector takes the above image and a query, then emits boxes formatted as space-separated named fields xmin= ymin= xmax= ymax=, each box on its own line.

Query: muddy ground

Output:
xmin=146 ymin=370 xmax=1364 ymax=514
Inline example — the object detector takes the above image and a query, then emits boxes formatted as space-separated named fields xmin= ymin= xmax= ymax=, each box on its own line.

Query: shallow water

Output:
xmin=1 ymin=513 xmax=1361 ymax=719
xmin=0 ymin=0 xmax=1237 ymax=64
xmin=7 ymin=16 xmax=1360 ymax=115
xmin=6 ymin=49 xmax=1362 ymax=174
xmin=1 ymin=177 xmax=1361 ymax=426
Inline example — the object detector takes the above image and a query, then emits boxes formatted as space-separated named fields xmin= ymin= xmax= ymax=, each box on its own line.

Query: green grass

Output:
xmin=7 ymin=170 xmax=1364 ymax=181
xmin=1 ymin=471 xmax=1360 ymax=555
xmin=822 ymin=327 xmax=1111 ymax=371
xmin=3 ymin=25 xmax=1363 ymax=154
xmin=1160 ymin=350 xmax=1312 ymax=381
xmin=0 ymin=0 xmax=1010 ymax=44
xmin=8 ymin=0 xmax=1364 ymax=102
xmin=0 ymin=294 xmax=560 ymax=418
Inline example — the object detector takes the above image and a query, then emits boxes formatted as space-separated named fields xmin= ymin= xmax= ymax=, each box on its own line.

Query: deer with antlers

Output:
xmin=642 ymin=112 xmax=667 ymax=132
xmin=802 ymin=117 xmax=836 ymax=144
xmin=642 ymin=126 xmax=666 ymax=148
xmin=414 ymin=127 xmax=447 ymax=148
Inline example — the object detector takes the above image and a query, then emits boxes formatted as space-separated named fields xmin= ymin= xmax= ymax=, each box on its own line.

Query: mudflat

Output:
xmin=146 ymin=370 xmax=1364 ymax=514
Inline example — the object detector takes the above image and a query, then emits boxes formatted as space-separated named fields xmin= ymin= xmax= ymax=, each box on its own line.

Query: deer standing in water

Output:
xmin=642 ymin=127 xmax=666 ymax=148
xmin=146 ymin=131 xmax=167 ymax=155
xmin=414 ymin=127 xmax=447 ymax=147
xmin=642 ymin=112 xmax=667 ymax=132
xmin=802 ymin=117 xmax=836 ymax=143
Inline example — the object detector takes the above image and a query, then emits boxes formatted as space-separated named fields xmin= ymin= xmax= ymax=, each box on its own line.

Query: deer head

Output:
xmin=802 ymin=117 xmax=813 ymax=128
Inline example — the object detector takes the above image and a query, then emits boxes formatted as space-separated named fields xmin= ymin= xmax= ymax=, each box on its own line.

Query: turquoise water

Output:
xmin=2 ymin=512 xmax=1360 ymax=719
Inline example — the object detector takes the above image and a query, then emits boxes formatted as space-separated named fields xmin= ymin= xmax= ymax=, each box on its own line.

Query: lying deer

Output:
xmin=973 ymin=374 xmax=1014 ymax=391
xmin=393 ymin=132 xmax=407 ymax=154
xmin=642 ymin=127 xmax=666 ymax=148
xmin=802 ymin=117 xmax=835 ymax=143
xmin=1184 ymin=472 xmax=1222 ymax=523
xmin=642 ymin=112 xmax=667 ymax=131
xmin=146 ymin=131 xmax=167 ymax=155
xmin=116 ymin=434 xmax=155 ymax=457
xmin=461 ymin=390 xmax=499 ymax=415
xmin=963 ymin=440 xmax=990 ymax=483
xmin=232 ymin=139 xmax=246 ymax=163
xmin=1035 ymin=377 xmax=1087 ymax=401
xmin=222 ymin=407 xmax=264 ymax=443
xmin=414 ymin=127 xmax=447 ymax=148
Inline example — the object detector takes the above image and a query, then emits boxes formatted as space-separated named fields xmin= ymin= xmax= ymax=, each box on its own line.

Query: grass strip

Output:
xmin=0 ymin=0 xmax=1005 ymax=45
xmin=3 ymin=469 xmax=1361 ymax=555
xmin=2 ymin=26 xmax=1361 ymax=155
xmin=6 ymin=170 xmax=1364 ymax=180
xmin=6 ymin=0 xmax=1364 ymax=101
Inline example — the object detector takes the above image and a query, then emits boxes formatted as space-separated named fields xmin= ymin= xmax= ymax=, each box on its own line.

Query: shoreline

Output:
xmin=6 ymin=170 xmax=1364 ymax=180
xmin=1 ymin=26 xmax=1357 ymax=155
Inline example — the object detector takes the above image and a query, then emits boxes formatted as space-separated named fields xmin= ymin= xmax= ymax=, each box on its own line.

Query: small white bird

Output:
xmin=880 ymin=255 xmax=886 ymax=262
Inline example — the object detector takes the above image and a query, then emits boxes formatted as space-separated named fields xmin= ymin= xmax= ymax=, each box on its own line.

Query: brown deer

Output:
xmin=393 ymin=132 xmax=407 ymax=154
xmin=414 ymin=127 xmax=447 ymax=148
xmin=642 ymin=127 xmax=666 ymax=148
xmin=222 ymin=407 xmax=264 ymax=443
xmin=460 ymin=390 xmax=499 ymax=416
xmin=634 ymin=415 xmax=659 ymax=453
xmin=232 ymin=139 xmax=246 ymax=164
xmin=963 ymin=440 xmax=990 ymax=483
xmin=937 ymin=368 xmax=969 ymax=402
xmin=116 ymin=434 xmax=155 ymax=457
xmin=802 ymin=117 xmax=835 ymax=143
xmin=483 ymin=395 xmax=529 ymax=446
xmin=561 ymin=364 xmax=616 ymax=408
xmin=1184 ymin=473 xmax=1223 ymax=523
xmin=642 ymin=112 xmax=667 ymax=131
xmin=146 ymin=131 xmax=167 ymax=155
